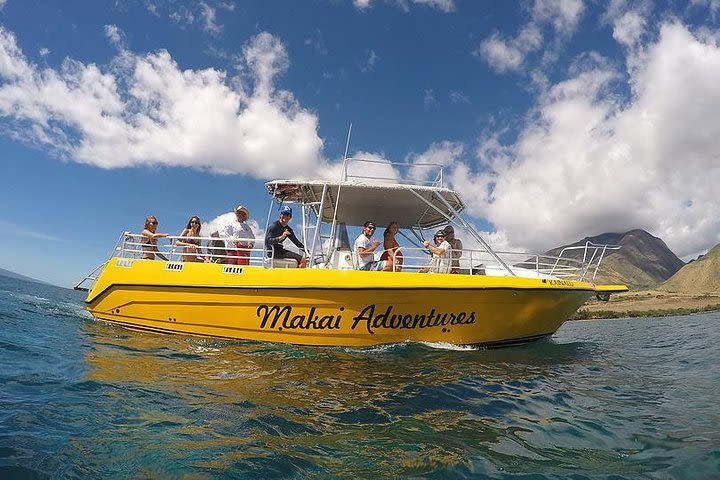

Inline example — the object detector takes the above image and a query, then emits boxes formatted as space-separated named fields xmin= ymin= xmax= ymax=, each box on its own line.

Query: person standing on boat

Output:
xmin=265 ymin=206 xmax=307 ymax=268
xmin=380 ymin=221 xmax=403 ymax=272
xmin=354 ymin=221 xmax=390 ymax=271
xmin=141 ymin=215 xmax=169 ymax=261
xmin=419 ymin=230 xmax=452 ymax=273
xmin=219 ymin=205 xmax=255 ymax=265
xmin=443 ymin=225 xmax=463 ymax=274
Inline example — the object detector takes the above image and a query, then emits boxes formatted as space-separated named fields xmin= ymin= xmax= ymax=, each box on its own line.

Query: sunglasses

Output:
xmin=149 ymin=221 xmax=158 ymax=225
xmin=366 ymin=226 xmax=376 ymax=230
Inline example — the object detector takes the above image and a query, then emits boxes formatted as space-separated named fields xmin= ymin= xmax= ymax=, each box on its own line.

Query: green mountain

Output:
xmin=658 ymin=243 xmax=720 ymax=294
xmin=546 ymin=229 xmax=685 ymax=289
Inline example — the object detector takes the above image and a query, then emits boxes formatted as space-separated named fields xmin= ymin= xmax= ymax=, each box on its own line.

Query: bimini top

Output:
xmin=265 ymin=180 xmax=465 ymax=229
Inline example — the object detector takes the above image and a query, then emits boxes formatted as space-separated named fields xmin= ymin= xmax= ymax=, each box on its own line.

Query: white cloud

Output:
xmin=612 ymin=11 xmax=645 ymax=48
xmin=304 ymin=30 xmax=328 ymax=55
xmin=406 ymin=141 xmax=463 ymax=184
xmin=476 ymin=0 xmax=583 ymax=74
xmin=0 ymin=0 xmax=6 ymax=10
xmin=454 ymin=22 xmax=720 ymax=259
xmin=352 ymin=0 xmax=455 ymax=12
xmin=423 ymin=89 xmax=437 ymax=109
xmin=408 ymin=0 xmax=455 ymax=13
xmin=169 ymin=6 xmax=194 ymax=27
xmin=0 ymin=27 xmax=325 ymax=179
xmin=199 ymin=2 xmax=219 ymax=33
xmin=104 ymin=24 xmax=124 ymax=48
xmin=476 ymin=34 xmax=527 ymax=73
xmin=449 ymin=90 xmax=470 ymax=104
xmin=198 ymin=1 xmax=233 ymax=34
xmin=39 ymin=47 xmax=50 ymax=57
xmin=532 ymin=0 xmax=584 ymax=37
xmin=147 ymin=0 xmax=232 ymax=33
xmin=360 ymin=49 xmax=379 ymax=73
xmin=690 ymin=0 xmax=720 ymax=19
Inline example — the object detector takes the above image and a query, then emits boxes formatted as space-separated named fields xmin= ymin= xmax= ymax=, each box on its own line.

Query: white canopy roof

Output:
xmin=266 ymin=180 xmax=465 ymax=229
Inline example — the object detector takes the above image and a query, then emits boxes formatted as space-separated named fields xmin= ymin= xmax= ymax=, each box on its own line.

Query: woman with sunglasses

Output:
xmin=141 ymin=215 xmax=169 ymax=260
xmin=176 ymin=215 xmax=207 ymax=262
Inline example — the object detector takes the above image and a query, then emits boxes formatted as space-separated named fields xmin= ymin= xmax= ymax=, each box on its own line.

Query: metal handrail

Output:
xmin=117 ymin=233 xmax=267 ymax=266
xmin=341 ymin=157 xmax=445 ymax=187
xmin=97 ymin=232 xmax=618 ymax=281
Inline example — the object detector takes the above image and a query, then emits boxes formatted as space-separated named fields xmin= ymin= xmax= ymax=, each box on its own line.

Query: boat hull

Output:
xmin=84 ymin=258 xmax=602 ymax=347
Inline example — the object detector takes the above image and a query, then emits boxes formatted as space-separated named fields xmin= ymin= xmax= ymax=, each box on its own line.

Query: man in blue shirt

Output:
xmin=264 ymin=206 xmax=307 ymax=268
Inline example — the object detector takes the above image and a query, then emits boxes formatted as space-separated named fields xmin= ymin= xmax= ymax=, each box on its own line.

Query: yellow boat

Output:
xmin=76 ymin=157 xmax=627 ymax=347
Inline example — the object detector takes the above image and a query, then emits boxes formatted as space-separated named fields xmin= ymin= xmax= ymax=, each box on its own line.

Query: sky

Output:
xmin=2 ymin=0 xmax=720 ymax=287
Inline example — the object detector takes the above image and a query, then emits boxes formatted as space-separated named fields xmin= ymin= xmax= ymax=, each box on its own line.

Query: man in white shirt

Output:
xmin=219 ymin=205 xmax=255 ymax=265
xmin=420 ymin=229 xmax=452 ymax=273
xmin=353 ymin=221 xmax=390 ymax=271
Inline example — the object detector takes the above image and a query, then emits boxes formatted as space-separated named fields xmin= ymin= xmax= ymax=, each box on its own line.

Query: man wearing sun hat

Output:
xmin=264 ymin=205 xmax=307 ymax=268
xmin=219 ymin=205 xmax=255 ymax=265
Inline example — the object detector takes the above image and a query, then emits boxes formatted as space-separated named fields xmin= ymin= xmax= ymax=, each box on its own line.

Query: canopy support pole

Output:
xmin=404 ymin=187 xmax=515 ymax=276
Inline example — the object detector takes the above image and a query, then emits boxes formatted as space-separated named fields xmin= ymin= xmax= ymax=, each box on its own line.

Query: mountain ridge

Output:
xmin=546 ymin=229 xmax=685 ymax=289
xmin=658 ymin=242 xmax=720 ymax=294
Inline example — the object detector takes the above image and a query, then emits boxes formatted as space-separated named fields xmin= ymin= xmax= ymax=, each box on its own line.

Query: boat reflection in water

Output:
xmin=81 ymin=320 xmax=603 ymax=476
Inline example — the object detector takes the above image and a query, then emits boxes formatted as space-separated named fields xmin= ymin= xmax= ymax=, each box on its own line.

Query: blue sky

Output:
xmin=2 ymin=0 xmax=720 ymax=287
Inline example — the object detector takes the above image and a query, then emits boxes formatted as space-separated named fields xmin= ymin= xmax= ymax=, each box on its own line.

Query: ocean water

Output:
xmin=0 ymin=275 xmax=718 ymax=479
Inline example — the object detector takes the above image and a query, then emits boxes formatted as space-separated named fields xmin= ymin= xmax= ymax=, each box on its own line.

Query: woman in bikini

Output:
xmin=380 ymin=221 xmax=403 ymax=272
xmin=141 ymin=215 xmax=169 ymax=260
xmin=176 ymin=215 xmax=207 ymax=262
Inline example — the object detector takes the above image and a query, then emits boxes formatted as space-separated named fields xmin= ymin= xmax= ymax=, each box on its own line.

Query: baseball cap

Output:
xmin=235 ymin=205 xmax=249 ymax=216
xmin=435 ymin=229 xmax=446 ymax=237
xmin=279 ymin=205 xmax=293 ymax=216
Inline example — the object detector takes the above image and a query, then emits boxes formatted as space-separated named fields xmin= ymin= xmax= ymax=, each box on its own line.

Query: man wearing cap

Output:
xmin=419 ymin=229 xmax=452 ymax=273
xmin=219 ymin=205 xmax=255 ymax=265
xmin=443 ymin=225 xmax=463 ymax=274
xmin=264 ymin=206 xmax=307 ymax=268
xmin=353 ymin=221 xmax=390 ymax=271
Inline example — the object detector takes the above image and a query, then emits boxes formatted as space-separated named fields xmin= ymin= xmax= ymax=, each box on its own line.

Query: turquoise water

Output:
xmin=1 ymin=275 xmax=718 ymax=479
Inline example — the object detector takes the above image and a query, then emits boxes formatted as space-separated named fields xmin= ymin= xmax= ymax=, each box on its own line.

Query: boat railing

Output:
xmin=392 ymin=243 xmax=618 ymax=281
xmin=73 ymin=261 xmax=108 ymax=291
xmin=342 ymin=157 xmax=445 ymax=188
xmin=112 ymin=233 xmax=271 ymax=266
xmin=104 ymin=233 xmax=618 ymax=282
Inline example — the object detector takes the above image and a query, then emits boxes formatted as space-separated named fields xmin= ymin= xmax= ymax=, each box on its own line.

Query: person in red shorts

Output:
xmin=219 ymin=205 xmax=255 ymax=265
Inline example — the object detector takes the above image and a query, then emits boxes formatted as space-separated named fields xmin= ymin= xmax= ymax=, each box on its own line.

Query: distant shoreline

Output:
xmin=572 ymin=291 xmax=720 ymax=320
